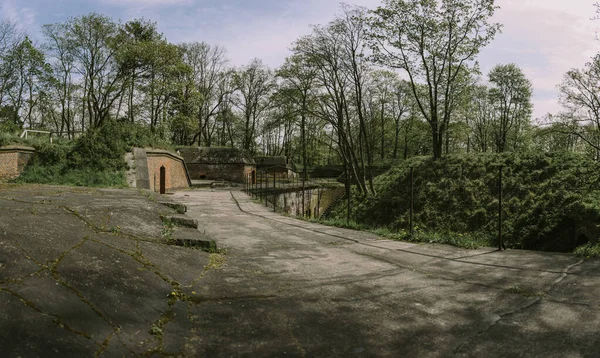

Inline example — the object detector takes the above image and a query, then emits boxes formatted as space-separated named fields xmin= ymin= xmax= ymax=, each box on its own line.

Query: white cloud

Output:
xmin=101 ymin=0 xmax=191 ymax=6
xmin=162 ymin=0 xmax=383 ymax=67
xmin=479 ymin=0 xmax=598 ymax=119
xmin=0 ymin=0 xmax=39 ymax=38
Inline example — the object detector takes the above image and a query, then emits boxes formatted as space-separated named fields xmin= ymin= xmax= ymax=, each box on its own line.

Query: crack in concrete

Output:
xmin=351 ymin=250 xmax=505 ymax=292
xmin=230 ymin=192 xmax=579 ymax=276
xmin=1 ymin=189 xmax=198 ymax=356
xmin=13 ymin=240 xmax=47 ymax=270
xmin=453 ymin=258 xmax=585 ymax=355
xmin=0 ymin=287 xmax=97 ymax=344
xmin=49 ymin=236 xmax=89 ymax=271
xmin=87 ymin=237 xmax=193 ymax=357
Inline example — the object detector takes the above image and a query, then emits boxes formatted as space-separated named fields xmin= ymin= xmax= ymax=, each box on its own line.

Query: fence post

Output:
xmin=302 ymin=170 xmax=306 ymax=217
xmin=410 ymin=166 xmax=414 ymax=236
xmin=498 ymin=166 xmax=504 ymax=251
xmin=317 ymin=189 xmax=321 ymax=218
xmin=273 ymin=169 xmax=277 ymax=212
xmin=346 ymin=169 xmax=351 ymax=225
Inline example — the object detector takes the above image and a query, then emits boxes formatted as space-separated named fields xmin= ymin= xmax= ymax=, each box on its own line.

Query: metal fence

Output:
xmin=244 ymin=162 xmax=600 ymax=253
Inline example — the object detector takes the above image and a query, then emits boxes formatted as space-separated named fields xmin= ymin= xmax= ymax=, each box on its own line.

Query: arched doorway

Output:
xmin=159 ymin=166 xmax=166 ymax=194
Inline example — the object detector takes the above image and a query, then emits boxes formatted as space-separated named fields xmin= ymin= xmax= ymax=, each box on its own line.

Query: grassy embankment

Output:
xmin=322 ymin=152 xmax=600 ymax=257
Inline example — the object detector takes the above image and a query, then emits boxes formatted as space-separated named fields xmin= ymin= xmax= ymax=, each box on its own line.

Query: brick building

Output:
xmin=0 ymin=146 xmax=35 ymax=181
xmin=177 ymin=147 xmax=255 ymax=183
xmin=130 ymin=148 xmax=191 ymax=192
xmin=254 ymin=156 xmax=294 ymax=178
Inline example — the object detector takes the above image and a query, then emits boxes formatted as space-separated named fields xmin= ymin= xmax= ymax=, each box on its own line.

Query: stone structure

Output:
xmin=130 ymin=148 xmax=191 ymax=192
xmin=177 ymin=147 xmax=255 ymax=183
xmin=0 ymin=145 xmax=35 ymax=181
xmin=258 ymin=186 xmax=345 ymax=219
xmin=255 ymin=156 xmax=294 ymax=178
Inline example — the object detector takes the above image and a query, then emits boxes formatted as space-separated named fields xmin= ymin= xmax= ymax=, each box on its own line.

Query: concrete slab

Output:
xmin=1 ymin=184 xmax=599 ymax=357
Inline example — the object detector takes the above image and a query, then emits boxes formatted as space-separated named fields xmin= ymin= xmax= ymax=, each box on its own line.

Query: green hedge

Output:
xmin=329 ymin=152 xmax=600 ymax=252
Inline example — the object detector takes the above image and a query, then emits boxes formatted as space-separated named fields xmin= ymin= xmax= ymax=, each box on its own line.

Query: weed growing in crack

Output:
xmin=160 ymin=219 xmax=175 ymax=241
xmin=506 ymin=286 xmax=544 ymax=298
xmin=204 ymin=253 xmax=227 ymax=270
xmin=149 ymin=324 xmax=163 ymax=336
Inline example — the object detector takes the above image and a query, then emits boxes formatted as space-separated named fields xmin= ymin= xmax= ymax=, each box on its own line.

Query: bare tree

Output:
xmin=181 ymin=42 xmax=234 ymax=146
xmin=554 ymin=55 xmax=600 ymax=157
xmin=233 ymin=59 xmax=275 ymax=152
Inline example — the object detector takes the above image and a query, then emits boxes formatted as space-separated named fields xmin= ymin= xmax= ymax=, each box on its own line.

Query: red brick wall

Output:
xmin=0 ymin=147 xmax=35 ymax=180
xmin=0 ymin=152 xmax=19 ymax=179
xmin=147 ymin=152 xmax=190 ymax=192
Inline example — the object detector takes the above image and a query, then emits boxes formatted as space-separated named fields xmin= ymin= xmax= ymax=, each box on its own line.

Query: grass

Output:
xmin=204 ymin=253 xmax=227 ymax=270
xmin=0 ymin=132 xmax=60 ymax=148
xmin=506 ymin=286 xmax=545 ymax=298
xmin=574 ymin=242 xmax=600 ymax=258
xmin=14 ymin=164 xmax=128 ymax=188
xmin=302 ymin=216 xmax=492 ymax=249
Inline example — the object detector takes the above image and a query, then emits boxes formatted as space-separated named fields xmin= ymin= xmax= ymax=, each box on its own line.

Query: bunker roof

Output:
xmin=176 ymin=147 xmax=255 ymax=165
xmin=254 ymin=156 xmax=289 ymax=167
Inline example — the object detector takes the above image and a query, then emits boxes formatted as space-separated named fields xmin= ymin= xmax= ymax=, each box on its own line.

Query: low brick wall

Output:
xmin=0 ymin=146 xmax=36 ymax=181
xmin=131 ymin=148 xmax=191 ymax=192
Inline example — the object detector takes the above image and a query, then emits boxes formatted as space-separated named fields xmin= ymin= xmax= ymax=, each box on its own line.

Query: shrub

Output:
xmin=68 ymin=120 xmax=170 ymax=171
xmin=574 ymin=243 xmax=600 ymax=258
xmin=12 ymin=119 xmax=169 ymax=188
xmin=328 ymin=151 xmax=600 ymax=252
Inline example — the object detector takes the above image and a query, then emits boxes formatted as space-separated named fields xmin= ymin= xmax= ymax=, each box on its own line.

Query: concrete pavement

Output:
xmin=0 ymin=184 xmax=598 ymax=357
xmin=172 ymin=189 xmax=600 ymax=358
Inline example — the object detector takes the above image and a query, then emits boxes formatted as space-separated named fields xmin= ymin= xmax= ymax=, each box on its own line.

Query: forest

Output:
xmin=2 ymin=0 xmax=600 ymax=253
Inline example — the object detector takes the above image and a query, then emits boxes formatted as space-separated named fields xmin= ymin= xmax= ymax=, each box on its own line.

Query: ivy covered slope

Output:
xmin=331 ymin=152 xmax=600 ymax=253
xmin=4 ymin=120 xmax=171 ymax=187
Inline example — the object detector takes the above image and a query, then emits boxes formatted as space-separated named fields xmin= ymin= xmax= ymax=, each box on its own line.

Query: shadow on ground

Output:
xmin=0 ymin=184 xmax=599 ymax=357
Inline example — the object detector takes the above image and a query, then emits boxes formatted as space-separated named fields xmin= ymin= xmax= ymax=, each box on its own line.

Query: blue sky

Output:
xmin=1 ymin=0 xmax=597 ymax=120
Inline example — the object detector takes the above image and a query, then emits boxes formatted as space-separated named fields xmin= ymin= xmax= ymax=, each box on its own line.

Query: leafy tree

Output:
xmin=179 ymin=42 xmax=234 ymax=146
xmin=5 ymin=36 xmax=51 ymax=129
xmin=66 ymin=13 xmax=127 ymax=129
xmin=277 ymin=53 xmax=318 ymax=178
xmin=369 ymin=0 xmax=501 ymax=159
xmin=42 ymin=22 xmax=78 ymax=138
xmin=488 ymin=63 xmax=533 ymax=152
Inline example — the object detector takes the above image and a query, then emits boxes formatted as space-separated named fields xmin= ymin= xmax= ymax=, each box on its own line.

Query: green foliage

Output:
xmin=11 ymin=120 xmax=168 ymax=188
xmin=329 ymin=151 xmax=600 ymax=252
xmin=574 ymin=243 xmax=600 ymax=258
xmin=0 ymin=132 xmax=58 ymax=148
xmin=69 ymin=120 xmax=171 ymax=171
xmin=15 ymin=164 xmax=126 ymax=187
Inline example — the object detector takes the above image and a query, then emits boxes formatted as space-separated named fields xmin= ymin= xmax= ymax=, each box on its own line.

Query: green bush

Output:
xmin=11 ymin=120 xmax=170 ymax=188
xmin=574 ymin=243 xmax=600 ymax=258
xmin=68 ymin=120 xmax=171 ymax=171
xmin=15 ymin=164 xmax=126 ymax=188
xmin=328 ymin=151 xmax=600 ymax=252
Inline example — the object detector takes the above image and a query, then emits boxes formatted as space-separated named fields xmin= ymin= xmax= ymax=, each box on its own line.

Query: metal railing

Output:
xmin=20 ymin=130 xmax=53 ymax=143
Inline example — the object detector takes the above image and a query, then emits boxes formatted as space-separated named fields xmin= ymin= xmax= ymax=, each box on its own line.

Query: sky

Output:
xmin=0 ymin=0 xmax=598 ymax=120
